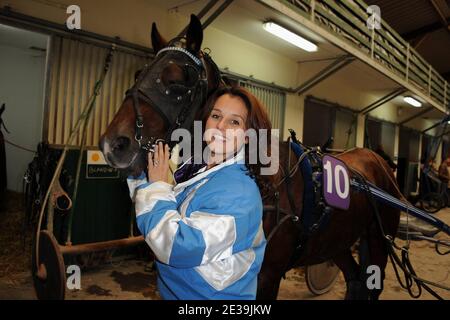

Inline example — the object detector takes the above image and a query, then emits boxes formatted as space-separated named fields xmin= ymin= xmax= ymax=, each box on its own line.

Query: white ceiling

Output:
xmin=155 ymin=0 xmax=342 ymax=61
xmin=1 ymin=0 xmax=443 ymax=126
xmin=156 ymin=1 xmax=397 ymax=91
xmin=153 ymin=0 xmax=446 ymax=125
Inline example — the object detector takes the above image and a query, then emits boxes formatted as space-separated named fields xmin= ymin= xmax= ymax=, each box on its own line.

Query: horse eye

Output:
xmin=184 ymin=67 xmax=199 ymax=85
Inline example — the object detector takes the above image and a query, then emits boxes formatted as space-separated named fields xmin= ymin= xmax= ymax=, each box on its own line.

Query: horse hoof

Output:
xmin=345 ymin=280 xmax=369 ymax=300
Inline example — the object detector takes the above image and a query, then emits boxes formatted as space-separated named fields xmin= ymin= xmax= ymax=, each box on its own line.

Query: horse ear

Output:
xmin=151 ymin=22 xmax=167 ymax=53
xmin=185 ymin=14 xmax=203 ymax=54
xmin=134 ymin=69 xmax=143 ymax=82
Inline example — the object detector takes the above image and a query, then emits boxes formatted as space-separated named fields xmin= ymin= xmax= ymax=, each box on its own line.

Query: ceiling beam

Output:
xmin=359 ymin=88 xmax=406 ymax=115
xmin=177 ymin=0 xmax=233 ymax=37
xmin=422 ymin=115 xmax=450 ymax=133
xmin=202 ymin=0 xmax=234 ymax=30
xmin=398 ymin=107 xmax=434 ymax=125
xmin=177 ymin=0 xmax=220 ymax=37
xmin=293 ymin=55 xmax=354 ymax=95
xmin=437 ymin=129 xmax=450 ymax=139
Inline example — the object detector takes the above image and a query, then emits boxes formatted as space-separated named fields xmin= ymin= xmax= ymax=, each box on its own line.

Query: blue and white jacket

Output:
xmin=127 ymin=149 xmax=266 ymax=300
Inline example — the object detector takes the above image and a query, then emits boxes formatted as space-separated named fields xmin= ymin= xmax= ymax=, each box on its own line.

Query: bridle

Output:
xmin=126 ymin=41 xmax=209 ymax=153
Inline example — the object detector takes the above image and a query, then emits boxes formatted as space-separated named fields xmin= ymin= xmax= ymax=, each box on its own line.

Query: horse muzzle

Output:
xmin=99 ymin=135 xmax=142 ymax=171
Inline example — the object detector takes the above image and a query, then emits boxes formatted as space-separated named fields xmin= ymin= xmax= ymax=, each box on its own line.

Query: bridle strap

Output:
xmin=130 ymin=85 xmax=161 ymax=152
xmin=133 ymin=88 xmax=143 ymax=142
xmin=156 ymin=46 xmax=203 ymax=67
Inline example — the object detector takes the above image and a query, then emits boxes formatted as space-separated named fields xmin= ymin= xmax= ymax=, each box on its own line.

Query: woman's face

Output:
xmin=204 ymin=93 xmax=248 ymax=161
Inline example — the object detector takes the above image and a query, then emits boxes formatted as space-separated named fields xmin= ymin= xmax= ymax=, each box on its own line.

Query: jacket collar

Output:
xmin=173 ymin=147 xmax=245 ymax=194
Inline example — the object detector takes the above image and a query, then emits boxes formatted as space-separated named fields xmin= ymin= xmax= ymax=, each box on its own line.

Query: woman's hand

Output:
xmin=148 ymin=142 xmax=170 ymax=183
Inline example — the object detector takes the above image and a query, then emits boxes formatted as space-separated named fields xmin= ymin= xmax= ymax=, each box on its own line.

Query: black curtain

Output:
xmin=364 ymin=118 xmax=381 ymax=150
xmin=397 ymin=127 xmax=420 ymax=195
xmin=303 ymin=98 xmax=334 ymax=147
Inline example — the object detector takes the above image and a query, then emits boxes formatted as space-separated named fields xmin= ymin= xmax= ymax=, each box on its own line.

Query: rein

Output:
xmin=351 ymin=163 xmax=450 ymax=299
xmin=263 ymin=139 xmax=315 ymax=246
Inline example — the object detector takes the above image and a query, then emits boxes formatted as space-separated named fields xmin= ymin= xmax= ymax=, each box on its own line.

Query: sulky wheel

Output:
xmin=421 ymin=192 xmax=443 ymax=214
xmin=305 ymin=260 xmax=340 ymax=296
xmin=32 ymin=230 xmax=66 ymax=300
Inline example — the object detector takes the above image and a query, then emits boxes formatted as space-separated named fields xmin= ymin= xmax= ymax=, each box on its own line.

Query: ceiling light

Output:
xmin=263 ymin=22 xmax=318 ymax=52
xmin=403 ymin=96 xmax=422 ymax=108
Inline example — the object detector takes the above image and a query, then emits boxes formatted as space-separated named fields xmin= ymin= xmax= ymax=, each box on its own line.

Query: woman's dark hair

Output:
xmin=200 ymin=85 xmax=275 ymax=196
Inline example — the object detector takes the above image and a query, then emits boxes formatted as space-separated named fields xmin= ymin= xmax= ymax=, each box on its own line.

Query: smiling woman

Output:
xmin=200 ymin=86 xmax=276 ymax=195
xmin=126 ymin=85 xmax=275 ymax=300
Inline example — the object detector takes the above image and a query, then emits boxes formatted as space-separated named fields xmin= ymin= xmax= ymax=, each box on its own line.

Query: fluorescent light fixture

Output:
xmin=403 ymin=96 xmax=422 ymax=108
xmin=263 ymin=22 xmax=318 ymax=52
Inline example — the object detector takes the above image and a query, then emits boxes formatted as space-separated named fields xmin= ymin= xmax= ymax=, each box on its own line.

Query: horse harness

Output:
xmin=126 ymin=40 xmax=216 ymax=153
xmin=264 ymin=130 xmax=334 ymax=258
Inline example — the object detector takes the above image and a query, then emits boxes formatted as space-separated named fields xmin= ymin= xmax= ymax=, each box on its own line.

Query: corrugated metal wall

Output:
xmin=240 ymin=82 xmax=286 ymax=136
xmin=46 ymin=36 xmax=151 ymax=146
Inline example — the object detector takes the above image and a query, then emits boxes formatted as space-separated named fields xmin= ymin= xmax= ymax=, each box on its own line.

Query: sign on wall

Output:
xmin=86 ymin=150 xmax=119 ymax=179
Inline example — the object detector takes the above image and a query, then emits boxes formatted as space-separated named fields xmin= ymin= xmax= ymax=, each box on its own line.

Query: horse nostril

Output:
xmin=111 ymin=136 xmax=131 ymax=154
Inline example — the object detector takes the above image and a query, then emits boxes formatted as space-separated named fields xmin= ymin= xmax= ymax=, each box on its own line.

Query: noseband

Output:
xmin=126 ymin=44 xmax=209 ymax=153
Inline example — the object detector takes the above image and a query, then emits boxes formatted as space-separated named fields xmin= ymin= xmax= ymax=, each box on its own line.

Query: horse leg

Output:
xmin=365 ymin=222 xmax=389 ymax=300
xmin=257 ymin=272 xmax=283 ymax=300
xmin=333 ymin=250 xmax=369 ymax=300
xmin=358 ymin=235 xmax=371 ymax=289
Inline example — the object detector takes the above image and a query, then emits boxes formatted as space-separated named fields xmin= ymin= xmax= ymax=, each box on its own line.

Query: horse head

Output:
xmin=100 ymin=15 xmax=221 ymax=175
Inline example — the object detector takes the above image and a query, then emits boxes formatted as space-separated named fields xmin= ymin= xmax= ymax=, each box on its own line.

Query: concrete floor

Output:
xmin=1 ymin=209 xmax=449 ymax=300
xmin=0 ymin=257 xmax=162 ymax=300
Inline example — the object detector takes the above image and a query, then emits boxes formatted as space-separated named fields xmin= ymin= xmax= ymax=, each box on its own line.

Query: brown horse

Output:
xmin=100 ymin=15 xmax=400 ymax=300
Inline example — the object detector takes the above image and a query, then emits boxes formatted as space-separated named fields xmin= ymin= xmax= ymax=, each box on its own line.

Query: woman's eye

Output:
xmin=231 ymin=120 xmax=240 ymax=126
xmin=211 ymin=114 xmax=220 ymax=119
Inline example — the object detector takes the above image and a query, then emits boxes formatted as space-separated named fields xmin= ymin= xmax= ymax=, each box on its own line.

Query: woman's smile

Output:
xmin=212 ymin=134 xmax=228 ymax=142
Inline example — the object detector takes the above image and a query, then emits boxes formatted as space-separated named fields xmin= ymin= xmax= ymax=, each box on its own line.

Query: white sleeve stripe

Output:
xmin=127 ymin=177 xmax=148 ymax=201
xmin=135 ymin=181 xmax=176 ymax=217
xmin=145 ymin=210 xmax=237 ymax=266
xmin=195 ymin=248 xmax=255 ymax=291
xmin=185 ymin=211 xmax=236 ymax=265
xmin=179 ymin=180 xmax=209 ymax=218
xmin=252 ymin=222 xmax=265 ymax=247
xmin=146 ymin=210 xmax=180 ymax=264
